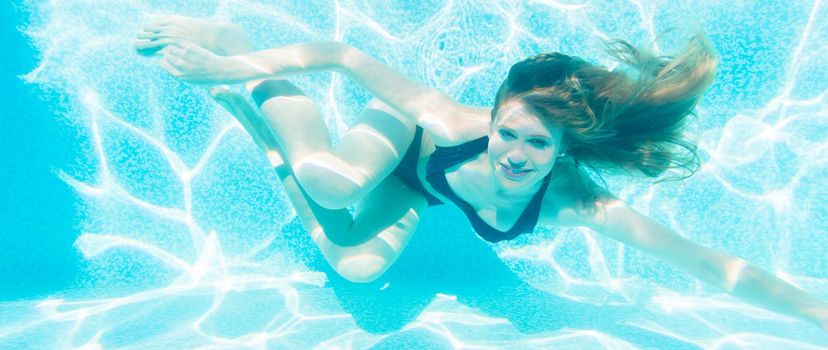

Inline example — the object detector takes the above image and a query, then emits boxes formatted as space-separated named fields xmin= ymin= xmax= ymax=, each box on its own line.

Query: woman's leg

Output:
xmin=135 ymin=15 xmax=253 ymax=56
xmin=139 ymin=16 xmax=418 ymax=210
xmin=211 ymin=89 xmax=427 ymax=283
xmin=248 ymin=81 xmax=417 ymax=210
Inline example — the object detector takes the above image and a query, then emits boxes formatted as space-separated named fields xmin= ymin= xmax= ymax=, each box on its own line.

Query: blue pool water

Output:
xmin=1 ymin=0 xmax=827 ymax=349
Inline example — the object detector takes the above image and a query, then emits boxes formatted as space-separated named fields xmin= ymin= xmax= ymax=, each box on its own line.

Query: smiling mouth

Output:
xmin=500 ymin=164 xmax=533 ymax=179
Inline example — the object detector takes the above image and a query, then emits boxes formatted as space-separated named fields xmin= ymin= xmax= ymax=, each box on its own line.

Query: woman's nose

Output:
xmin=508 ymin=159 xmax=526 ymax=169
xmin=506 ymin=152 xmax=527 ymax=168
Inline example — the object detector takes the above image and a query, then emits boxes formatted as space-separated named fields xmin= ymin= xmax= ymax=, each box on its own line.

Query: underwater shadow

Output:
xmin=285 ymin=206 xmax=700 ymax=349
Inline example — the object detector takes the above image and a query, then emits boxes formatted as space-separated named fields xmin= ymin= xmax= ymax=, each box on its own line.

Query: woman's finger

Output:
xmin=136 ymin=31 xmax=163 ymax=40
xmin=142 ymin=24 xmax=168 ymax=33
xmin=162 ymin=45 xmax=184 ymax=57
xmin=159 ymin=56 xmax=184 ymax=78
xmin=133 ymin=39 xmax=158 ymax=51
xmin=133 ymin=39 xmax=166 ymax=56
xmin=163 ymin=47 xmax=190 ymax=70
xmin=137 ymin=27 xmax=183 ymax=40
xmin=171 ymin=55 xmax=186 ymax=68
xmin=134 ymin=38 xmax=182 ymax=56
xmin=135 ymin=31 xmax=153 ymax=40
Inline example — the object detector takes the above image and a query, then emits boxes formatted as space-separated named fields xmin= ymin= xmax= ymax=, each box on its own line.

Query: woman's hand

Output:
xmin=157 ymin=42 xmax=240 ymax=85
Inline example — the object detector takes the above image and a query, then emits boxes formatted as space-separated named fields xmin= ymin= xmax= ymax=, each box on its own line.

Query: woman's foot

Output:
xmin=134 ymin=15 xmax=252 ymax=57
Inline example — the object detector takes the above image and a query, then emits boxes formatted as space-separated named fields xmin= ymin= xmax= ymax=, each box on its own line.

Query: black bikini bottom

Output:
xmin=391 ymin=126 xmax=443 ymax=206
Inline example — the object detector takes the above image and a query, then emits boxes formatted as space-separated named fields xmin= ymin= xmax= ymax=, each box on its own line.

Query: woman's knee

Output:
xmin=335 ymin=254 xmax=388 ymax=283
xmin=293 ymin=155 xmax=374 ymax=209
xmin=250 ymin=79 xmax=307 ymax=108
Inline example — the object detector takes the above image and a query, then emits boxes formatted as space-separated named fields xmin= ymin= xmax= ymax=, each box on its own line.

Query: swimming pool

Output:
xmin=1 ymin=0 xmax=827 ymax=348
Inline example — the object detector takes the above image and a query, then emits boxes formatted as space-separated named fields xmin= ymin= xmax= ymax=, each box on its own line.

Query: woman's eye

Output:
xmin=499 ymin=130 xmax=515 ymax=139
xmin=530 ymin=140 xmax=549 ymax=148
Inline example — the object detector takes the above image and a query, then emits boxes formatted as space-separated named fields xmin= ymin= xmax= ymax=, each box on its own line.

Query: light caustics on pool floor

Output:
xmin=2 ymin=0 xmax=828 ymax=349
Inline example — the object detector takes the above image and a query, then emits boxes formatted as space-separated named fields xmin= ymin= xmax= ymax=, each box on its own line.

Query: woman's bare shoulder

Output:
xmin=459 ymin=104 xmax=493 ymax=117
xmin=421 ymin=101 xmax=492 ymax=146
xmin=538 ymin=163 xmax=606 ymax=227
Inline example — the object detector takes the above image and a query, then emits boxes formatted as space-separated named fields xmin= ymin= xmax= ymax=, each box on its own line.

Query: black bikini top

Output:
xmin=425 ymin=135 xmax=552 ymax=242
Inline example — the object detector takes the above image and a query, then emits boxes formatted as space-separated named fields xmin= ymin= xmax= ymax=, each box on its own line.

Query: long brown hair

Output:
xmin=493 ymin=33 xmax=717 ymax=202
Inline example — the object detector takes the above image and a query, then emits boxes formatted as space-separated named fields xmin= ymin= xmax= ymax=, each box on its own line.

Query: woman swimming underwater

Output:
xmin=134 ymin=15 xmax=828 ymax=331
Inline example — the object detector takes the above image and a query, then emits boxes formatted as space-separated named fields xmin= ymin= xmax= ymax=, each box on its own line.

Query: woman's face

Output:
xmin=488 ymin=100 xmax=564 ymax=192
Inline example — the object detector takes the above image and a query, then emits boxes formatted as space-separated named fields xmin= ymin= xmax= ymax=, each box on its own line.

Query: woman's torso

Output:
xmin=411 ymin=108 xmax=586 ymax=232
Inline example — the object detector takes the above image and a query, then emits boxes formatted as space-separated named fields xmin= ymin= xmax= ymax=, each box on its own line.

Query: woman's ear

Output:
xmin=558 ymin=141 xmax=568 ymax=157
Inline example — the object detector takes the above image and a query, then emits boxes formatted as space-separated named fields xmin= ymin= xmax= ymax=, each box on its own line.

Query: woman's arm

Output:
xmin=230 ymin=41 xmax=488 ymax=144
xmin=337 ymin=46 xmax=490 ymax=144
xmin=160 ymin=41 xmax=487 ymax=145
xmin=579 ymin=192 xmax=828 ymax=330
